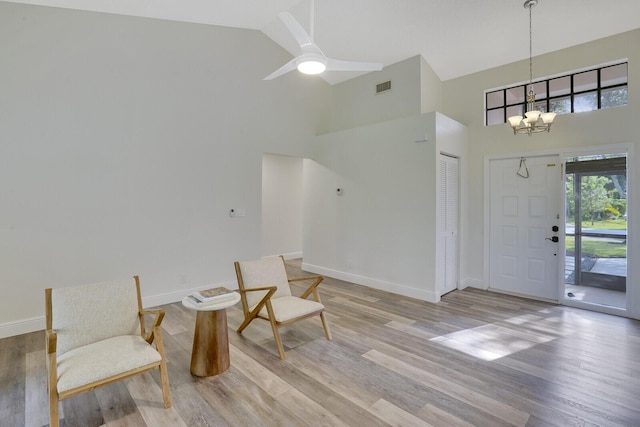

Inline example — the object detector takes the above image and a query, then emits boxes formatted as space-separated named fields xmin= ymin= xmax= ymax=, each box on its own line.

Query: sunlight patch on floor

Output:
xmin=430 ymin=314 xmax=565 ymax=361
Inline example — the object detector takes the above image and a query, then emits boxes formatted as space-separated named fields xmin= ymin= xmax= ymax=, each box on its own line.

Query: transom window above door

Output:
xmin=485 ymin=61 xmax=628 ymax=126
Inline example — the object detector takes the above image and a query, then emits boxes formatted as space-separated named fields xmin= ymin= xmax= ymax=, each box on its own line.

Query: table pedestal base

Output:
xmin=190 ymin=310 xmax=230 ymax=377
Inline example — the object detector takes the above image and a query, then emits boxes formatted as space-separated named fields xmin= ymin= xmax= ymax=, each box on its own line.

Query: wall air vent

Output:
xmin=376 ymin=80 xmax=391 ymax=94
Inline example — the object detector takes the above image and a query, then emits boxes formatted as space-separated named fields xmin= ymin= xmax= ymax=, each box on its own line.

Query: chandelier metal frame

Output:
xmin=508 ymin=0 xmax=557 ymax=135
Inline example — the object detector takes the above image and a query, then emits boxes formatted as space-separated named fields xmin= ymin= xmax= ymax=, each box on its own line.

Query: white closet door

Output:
xmin=437 ymin=154 xmax=459 ymax=296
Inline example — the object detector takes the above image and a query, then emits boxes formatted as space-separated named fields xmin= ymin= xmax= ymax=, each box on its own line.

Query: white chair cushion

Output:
xmin=238 ymin=257 xmax=292 ymax=308
xmin=56 ymin=335 xmax=161 ymax=394
xmin=51 ymin=278 xmax=141 ymax=356
xmin=252 ymin=296 xmax=324 ymax=323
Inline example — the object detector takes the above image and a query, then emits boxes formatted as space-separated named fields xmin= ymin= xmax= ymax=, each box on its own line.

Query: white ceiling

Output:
xmin=6 ymin=0 xmax=640 ymax=85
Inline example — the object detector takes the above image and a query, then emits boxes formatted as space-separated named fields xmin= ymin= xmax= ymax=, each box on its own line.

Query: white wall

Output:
xmin=321 ymin=56 xmax=423 ymax=134
xmin=441 ymin=29 xmax=640 ymax=318
xmin=261 ymin=154 xmax=304 ymax=259
xmin=305 ymin=53 xmax=466 ymax=303
xmin=303 ymin=112 xmax=467 ymax=303
xmin=0 ymin=3 xmax=328 ymax=337
xmin=420 ymin=56 xmax=444 ymax=114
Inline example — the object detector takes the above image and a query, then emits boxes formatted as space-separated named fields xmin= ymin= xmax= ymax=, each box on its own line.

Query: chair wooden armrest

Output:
xmin=236 ymin=286 xmax=277 ymax=334
xmin=289 ymin=275 xmax=325 ymax=300
xmin=241 ymin=285 xmax=278 ymax=294
xmin=46 ymin=329 xmax=57 ymax=355
xmin=140 ymin=308 xmax=165 ymax=344
xmin=288 ymin=275 xmax=323 ymax=283
xmin=241 ymin=286 xmax=278 ymax=309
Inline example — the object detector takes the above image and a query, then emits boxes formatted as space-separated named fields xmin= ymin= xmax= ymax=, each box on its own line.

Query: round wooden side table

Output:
xmin=181 ymin=292 xmax=240 ymax=377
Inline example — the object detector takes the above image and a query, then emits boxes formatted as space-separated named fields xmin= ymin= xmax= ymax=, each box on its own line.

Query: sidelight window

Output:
xmin=564 ymin=153 xmax=627 ymax=309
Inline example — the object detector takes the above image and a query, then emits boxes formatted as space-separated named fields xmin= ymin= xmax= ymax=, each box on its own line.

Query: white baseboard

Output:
xmin=0 ymin=280 xmax=239 ymax=339
xmin=0 ymin=316 xmax=45 ymax=339
xmin=302 ymin=262 xmax=440 ymax=303
xmin=282 ymin=251 xmax=303 ymax=260
xmin=262 ymin=252 xmax=303 ymax=261
xmin=459 ymin=278 xmax=488 ymax=290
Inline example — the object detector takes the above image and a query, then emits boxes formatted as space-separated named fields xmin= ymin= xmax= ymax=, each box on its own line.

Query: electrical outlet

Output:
xmin=229 ymin=208 xmax=246 ymax=218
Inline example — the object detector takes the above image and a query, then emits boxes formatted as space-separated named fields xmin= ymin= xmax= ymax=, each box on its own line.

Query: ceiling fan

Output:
xmin=264 ymin=3 xmax=383 ymax=80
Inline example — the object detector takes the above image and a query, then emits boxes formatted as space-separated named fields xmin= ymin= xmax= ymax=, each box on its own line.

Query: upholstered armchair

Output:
xmin=45 ymin=276 xmax=171 ymax=427
xmin=234 ymin=256 xmax=332 ymax=360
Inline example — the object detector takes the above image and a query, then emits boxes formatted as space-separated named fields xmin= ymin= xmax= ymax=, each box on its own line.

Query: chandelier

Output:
xmin=508 ymin=0 xmax=556 ymax=135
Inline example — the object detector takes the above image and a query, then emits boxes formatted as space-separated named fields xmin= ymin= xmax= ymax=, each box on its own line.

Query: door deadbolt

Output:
xmin=545 ymin=236 xmax=559 ymax=242
xmin=552 ymin=225 xmax=559 ymax=232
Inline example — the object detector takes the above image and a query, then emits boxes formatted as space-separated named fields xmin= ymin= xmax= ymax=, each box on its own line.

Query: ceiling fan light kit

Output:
xmin=296 ymin=53 xmax=327 ymax=74
xmin=508 ymin=0 xmax=557 ymax=135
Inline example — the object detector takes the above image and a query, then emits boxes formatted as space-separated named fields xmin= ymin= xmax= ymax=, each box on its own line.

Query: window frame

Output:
xmin=485 ymin=61 xmax=628 ymax=126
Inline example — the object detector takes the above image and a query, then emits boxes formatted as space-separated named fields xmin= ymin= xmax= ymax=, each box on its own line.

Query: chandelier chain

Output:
xmin=529 ymin=3 xmax=533 ymax=85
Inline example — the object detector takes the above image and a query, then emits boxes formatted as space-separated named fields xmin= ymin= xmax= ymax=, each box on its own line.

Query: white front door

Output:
xmin=489 ymin=155 xmax=560 ymax=300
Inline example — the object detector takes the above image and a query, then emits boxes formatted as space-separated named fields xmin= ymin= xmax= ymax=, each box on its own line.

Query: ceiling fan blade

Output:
xmin=265 ymin=10 xmax=382 ymax=80
xmin=326 ymin=58 xmax=384 ymax=72
xmin=279 ymin=12 xmax=314 ymax=49
xmin=263 ymin=58 xmax=298 ymax=80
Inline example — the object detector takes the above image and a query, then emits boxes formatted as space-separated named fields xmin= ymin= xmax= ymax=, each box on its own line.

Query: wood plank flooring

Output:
xmin=3 ymin=258 xmax=640 ymax=426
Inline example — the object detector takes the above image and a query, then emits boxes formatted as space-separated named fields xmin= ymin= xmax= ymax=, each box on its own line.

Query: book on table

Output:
xmin=191 ymin=287 xmax=235 ymax=305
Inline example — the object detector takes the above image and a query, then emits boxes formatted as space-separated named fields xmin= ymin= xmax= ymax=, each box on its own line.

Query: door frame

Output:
xmin=558 ymin=143 xmax=633 ymax=318
xmin=484 ymin=143 xmax=635 ymax=318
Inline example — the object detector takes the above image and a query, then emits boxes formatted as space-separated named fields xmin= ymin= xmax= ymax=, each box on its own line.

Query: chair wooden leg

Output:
xmin=236 ymin=314 xmax=255 ymax=334
xmin=159 ymin=362 xmax=171 ymax=408
xmin=47 ymin=351 xmax=60 ymax=427
xmin=49 ymin=391 xmax=59 ymax=427
xmin=154 ymin=326 xmax=172 ymax=408
xmin=269 ymin=319 xmax=286 ymax=360
xmin=263 ymin=301 xmax=285 ymax=360
xmin=320 ymin=312 xmax=332 ymax=340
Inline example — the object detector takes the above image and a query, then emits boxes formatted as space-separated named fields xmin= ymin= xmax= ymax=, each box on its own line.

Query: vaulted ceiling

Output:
xmin=6 ymin=0 xmax=640 ymax=84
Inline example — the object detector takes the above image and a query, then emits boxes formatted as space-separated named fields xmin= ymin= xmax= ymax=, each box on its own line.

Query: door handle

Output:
xmin=545 ymin=236 xmax=559 ymax=242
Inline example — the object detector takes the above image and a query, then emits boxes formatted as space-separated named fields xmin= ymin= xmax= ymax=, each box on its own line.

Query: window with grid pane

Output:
xmin=485 ymin=62 xmax=627 ymax=126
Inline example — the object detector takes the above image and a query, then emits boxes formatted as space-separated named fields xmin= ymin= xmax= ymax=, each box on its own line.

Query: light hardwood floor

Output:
xmin=3 ymin=259 xmax=640 ymax=426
